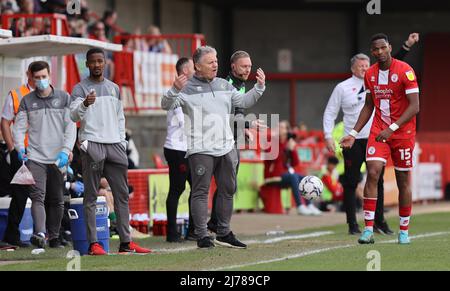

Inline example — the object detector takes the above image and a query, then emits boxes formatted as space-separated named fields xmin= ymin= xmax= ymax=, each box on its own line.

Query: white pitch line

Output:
xmin=380 ymin=231 xmax=450 ymax=244
xmin=261 ymin=231 xmax=334 ymax=244
xmin=154 ymin=231 xmax=334 ymax=253
xmin=209 ymin=231 xmax=450 ymax=271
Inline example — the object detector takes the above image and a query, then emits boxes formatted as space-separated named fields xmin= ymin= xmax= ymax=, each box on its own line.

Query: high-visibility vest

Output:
xmin=10 ymin=84 xmax=31 ymax=148
xmin=228 ymin=78 xmax=246 ymax=94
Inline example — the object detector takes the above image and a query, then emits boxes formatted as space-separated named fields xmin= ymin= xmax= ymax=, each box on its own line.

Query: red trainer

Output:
xmin=88 ymin=243 xmax=108 ymax=256
xmin=119 ymin=241 xmax=152 ymax=254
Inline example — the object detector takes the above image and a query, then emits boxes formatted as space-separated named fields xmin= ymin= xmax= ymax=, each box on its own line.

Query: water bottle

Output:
xmin=31 ymin=248 xmax=46 ymax=255
xmin=265 ymin=226 xmax=285 ymax=236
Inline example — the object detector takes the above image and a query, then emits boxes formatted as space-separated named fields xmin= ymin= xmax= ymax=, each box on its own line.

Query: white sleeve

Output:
xmin=174 ymin=106 xmax=185 ymax=127
xmin=323 ymin=85 xmax=343 ymax=139
xmin=1 ymin=94 xmax=15 ymax=121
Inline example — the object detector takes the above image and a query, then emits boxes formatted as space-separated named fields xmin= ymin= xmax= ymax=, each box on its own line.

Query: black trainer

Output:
xmin=348 ymin=223 xmax=362 ymax=235
xmin=197 ymin=236 xmax=215 ymax=249
xmin=49 ymin=238 xmax=65 ymax=249
xmin=214 ymin=232 xmax=247 ymax=249
xmin=374 ymin=221 xmax=395 ymax=235
xmin=30 ymin=234 xmax=46 ymax=249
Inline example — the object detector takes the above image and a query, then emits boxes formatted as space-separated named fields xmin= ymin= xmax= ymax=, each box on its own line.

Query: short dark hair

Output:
xmin=29 ymin=61 xmax=50 ymax=75
xmin=371 ymin=33 xmax=389 ymax=43
xmin=102 ymin=10 xmax=116 ymax=21
xmin=327 ymin=156 xmax=339 ymax=165
xmin=86 ymin=48 xmax=105 ymax=60
xmin=176 ymin=57 xmax=191 ymax=75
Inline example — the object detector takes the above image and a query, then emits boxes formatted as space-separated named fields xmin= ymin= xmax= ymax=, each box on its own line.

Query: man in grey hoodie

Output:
xmin=70 ymin=48 xmax=151 ymax=255
xmin=162 ymin=46 xmax=266 ymax=249
xmin=13 ymin=61 xmax=76 ymax=249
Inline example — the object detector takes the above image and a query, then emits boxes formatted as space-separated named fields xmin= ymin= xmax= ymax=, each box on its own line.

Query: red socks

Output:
xmin=363 ymin=198 xmax=377 ymax=232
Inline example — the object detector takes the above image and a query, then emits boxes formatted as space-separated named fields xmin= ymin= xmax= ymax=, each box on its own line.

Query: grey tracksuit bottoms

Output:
xmin=27 ymin=160 xmax=64 ymax=240
xmin=188 ymin=148 xmax=239 ymax=239
xmin=80 ymin=141 xmax=131 ymax=244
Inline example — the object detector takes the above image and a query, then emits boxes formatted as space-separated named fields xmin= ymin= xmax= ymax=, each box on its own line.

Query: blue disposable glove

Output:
xmin=56 ymin=152 xmax=69 ymax=168
xmin=71 ymin=181 xmax=84 ymax=197
xmin=67 ymin=166 xmax=74 ymax=176
xmin=18 ymin=148 xmax=28 ymax=162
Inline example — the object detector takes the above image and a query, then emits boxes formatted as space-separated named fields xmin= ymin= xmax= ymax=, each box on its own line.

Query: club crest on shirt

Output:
xmin=52 ymin=99 xmax=61 ymax=108
xmin=391 ymin=74 xmax=398 ymax=83
xmin=406 ymin=71 xmax=415 ymax=81
xmin=371 ymin=76 xmax=375 ymax=82
xmin=368 ymin=146 xmax=376 ymax=155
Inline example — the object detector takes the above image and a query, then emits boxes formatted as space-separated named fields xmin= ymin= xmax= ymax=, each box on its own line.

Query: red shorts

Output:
xmin=366 ymin=134 xmax=416 ymax=171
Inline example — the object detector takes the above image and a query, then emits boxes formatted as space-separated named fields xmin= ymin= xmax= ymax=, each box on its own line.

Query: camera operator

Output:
xmin=263 ymin=121 xmax=322 ymax=215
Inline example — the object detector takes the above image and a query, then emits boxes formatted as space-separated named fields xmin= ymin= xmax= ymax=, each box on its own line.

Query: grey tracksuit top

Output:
xmin=13 ymin=87 xmax=77 ymax=164
xmin=70 ymin=78 xmax=126 ymax=147
xmin=161 ymin=75 xmax=265 ymax=158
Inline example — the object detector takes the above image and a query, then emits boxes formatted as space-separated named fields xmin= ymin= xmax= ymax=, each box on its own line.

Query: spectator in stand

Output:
xmin=1 ymin=0 xmax=19 ymax=13
xmin=130 ymin=27 xmax=149 ymax=51
xmin=102 ymin=9 xmax=118 ymax=42
xmin=118 ymin=33 xmax=135 ymax=52
xmin=147 ymin=25 xmax=172 ymax=54
xmin=18 ymin=0 xmax=35 ymax=14
xmin=89 ymin=21 xmax=108 ymax=42
xmin=69 ymin=18 xmax=89 ymax=38
xmin=39 ymin=0 xmax=66 ymax=14
xmin=264 ymin=120 xmax=322 ymax=216
xmin=319 ymin=156 xmax=344 ymax=212
xmin=64 ymin=0 xmax=88 ymax=37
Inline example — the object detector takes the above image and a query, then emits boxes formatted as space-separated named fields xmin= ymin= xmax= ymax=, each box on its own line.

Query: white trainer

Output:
xmin=297 ymin=204 xmax=312 ymax=216
xmin=308 ymin=204 xmax=322 ymax=216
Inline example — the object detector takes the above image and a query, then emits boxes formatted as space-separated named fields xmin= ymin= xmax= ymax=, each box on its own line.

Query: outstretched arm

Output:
xmin=394 ymin=33 xmax=419 ymax=60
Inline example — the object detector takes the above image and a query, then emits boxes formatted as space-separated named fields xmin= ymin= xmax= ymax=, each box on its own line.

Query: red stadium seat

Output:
xmin=259 ymin=184 xmax=284 ymax=214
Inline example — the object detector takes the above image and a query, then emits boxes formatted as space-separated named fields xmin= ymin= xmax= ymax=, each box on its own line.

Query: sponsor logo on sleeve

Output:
xmin=406 ymin=71 xmax=415 ymax=81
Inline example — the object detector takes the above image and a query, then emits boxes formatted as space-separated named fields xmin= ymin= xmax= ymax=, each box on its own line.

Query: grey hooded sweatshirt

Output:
xmin=161 ymin=75 xmax=265 ymax=158
xmin=70 ymin=78 xmax=126 ymax=147
xmin=13 ymin=87 xmax=76 ymax=164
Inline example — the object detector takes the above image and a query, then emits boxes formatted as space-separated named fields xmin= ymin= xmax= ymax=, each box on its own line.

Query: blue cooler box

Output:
xmin=0 ymin=198 xmax=33 ymax=243
xmin=68 ymin=197 xmax=109 ymax=255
